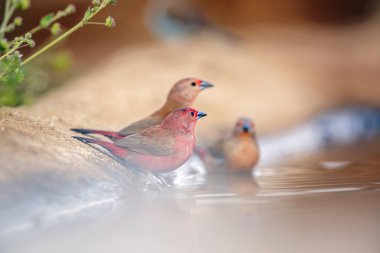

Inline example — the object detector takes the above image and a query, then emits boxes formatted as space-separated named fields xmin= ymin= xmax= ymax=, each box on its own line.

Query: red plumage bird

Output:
xmin=73 ymin=108 xmax=207 ymax=173
xmin=71 ymin=78 xmax=213 ymax=141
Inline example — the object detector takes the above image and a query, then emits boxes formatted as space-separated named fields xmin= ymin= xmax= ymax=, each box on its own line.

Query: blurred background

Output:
xmin=4 ymin=0 xmax=379 ymax=164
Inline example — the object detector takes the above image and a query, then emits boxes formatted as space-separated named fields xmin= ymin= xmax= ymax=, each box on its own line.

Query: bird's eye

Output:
xmin=191 ymin=82 xmax=196 ymax=87
xmin=190 ymin=111 xmax=195 ymax=117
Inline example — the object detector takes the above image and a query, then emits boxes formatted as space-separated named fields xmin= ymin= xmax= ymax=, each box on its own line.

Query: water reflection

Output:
xmin=256 ymin=162 xmax=380 ymax=190
xmin=2 ymin=162 xmax=380 ymax=253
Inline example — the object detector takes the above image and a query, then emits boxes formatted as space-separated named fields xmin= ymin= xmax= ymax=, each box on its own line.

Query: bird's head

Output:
xmin=162 ymin=107 xmax=207 ymax=134
xmin=167 ymin=78 xmax=214 ymax=107
xmin=233 ymin=117 xmax=255 ymax=137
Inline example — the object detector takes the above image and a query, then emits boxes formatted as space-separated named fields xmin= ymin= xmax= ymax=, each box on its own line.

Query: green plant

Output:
xmin=0 ymin=0 xmax=117 ymax=106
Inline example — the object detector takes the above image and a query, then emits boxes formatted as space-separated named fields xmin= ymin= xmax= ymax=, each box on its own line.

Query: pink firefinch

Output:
xmin=73 ymin=108 xmax=207 ymax=173
xmin=71 ymin=78 xmax=213 ymax=140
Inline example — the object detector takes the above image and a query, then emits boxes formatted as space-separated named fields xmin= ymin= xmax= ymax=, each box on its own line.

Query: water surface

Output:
xmin=2 ymin=162 xmax=380 ymax=253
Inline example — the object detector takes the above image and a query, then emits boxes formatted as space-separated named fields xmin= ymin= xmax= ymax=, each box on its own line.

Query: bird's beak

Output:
xmin=200 ymin=81 xmax=214 ymax=90
xmin=242 ymin=124 xmax=251 ymax=133
xmin=197 ymin=112 xmax=207 ymax=119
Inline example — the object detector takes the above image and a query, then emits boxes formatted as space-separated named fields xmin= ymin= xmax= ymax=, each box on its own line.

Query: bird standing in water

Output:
xmin=204 ymin=117 xmax=259 ymax=173
xmin=73 ymin=108 xmax=207 ymax=173
xmin=71 ymin=78 xmax=213 ymax=141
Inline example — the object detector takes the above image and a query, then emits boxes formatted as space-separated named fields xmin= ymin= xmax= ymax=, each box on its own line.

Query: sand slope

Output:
xmin=1 ymin=22 xmax=380 ymax=182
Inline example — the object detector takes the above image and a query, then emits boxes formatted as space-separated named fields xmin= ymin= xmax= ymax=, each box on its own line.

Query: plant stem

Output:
xmin=21 ymin=23 xmax=81 ymax=66
xmin=86 ymin=22 xmax=105 ymax=25
xmin=21 ymin=0 xmax=110 ymax=66
xmin=0 ymin=0 xmax=16 ymax=40
xmin=0 ymin=0 xmax=10 ymax=39
xmin=9 ymin=6 xmax=75 ymax=47
xmin=9 ymin=25 xmax=43 ymax=48
xmin=0 ymin=42 xmax=22 ymax=61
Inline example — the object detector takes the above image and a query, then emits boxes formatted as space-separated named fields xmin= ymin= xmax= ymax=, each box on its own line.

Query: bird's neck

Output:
xmin=152 ymin=99 xmax=184 ymax=117
xmin=162 ymin=119 xmax=195 ymax=136
xmin=234 ymin=132 xmax=256 ymax=139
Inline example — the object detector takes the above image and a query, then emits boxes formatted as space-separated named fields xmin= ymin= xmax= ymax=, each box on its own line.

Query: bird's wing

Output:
xmin=118 ymin=116 xmax=163 ymax=136
xmin=115 ymin=126 xmax=175 ymax=156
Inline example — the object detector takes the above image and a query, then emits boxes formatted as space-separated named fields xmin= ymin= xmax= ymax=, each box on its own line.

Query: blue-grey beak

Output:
xmin=242 ymin=123 xmax=251 ymax=132
xmin=197 ymin=111 xmax=207 ymax=119
xmin=200 ymin=81 xmax=214 ymax=90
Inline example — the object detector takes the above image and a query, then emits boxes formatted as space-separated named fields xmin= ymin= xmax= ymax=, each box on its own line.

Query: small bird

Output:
xmin=207 ymin=117 xmax=259 ymax=173
xmin=71 ymin=78 xmax=213 ymax=141
xmin=73 ymin=108 xmax=207 ymax=173
xmin=144 ymin=0 xmax=238 ymax=42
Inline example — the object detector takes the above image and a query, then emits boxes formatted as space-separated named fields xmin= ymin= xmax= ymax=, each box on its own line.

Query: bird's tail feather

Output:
xmin=72 ymin=136 xmax=127 ymax=162
xmin=70 ymin=128 xmax=124 ymax=141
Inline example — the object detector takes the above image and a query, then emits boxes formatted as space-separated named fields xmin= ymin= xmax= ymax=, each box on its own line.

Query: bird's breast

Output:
xmin=223 ymin=137 xmax=259 ymax=172
xmin=173 ymin=134 xmax=195 ymax=158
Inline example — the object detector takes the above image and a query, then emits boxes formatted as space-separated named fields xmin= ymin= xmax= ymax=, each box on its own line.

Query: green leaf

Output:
xmin=40 ymin=13 xmax=54 ymax=28
xmin=0 ymin=53 xmax=25 ymax=106
xmin=0 ymin=55 xmax=24 ymax=84
xmin=16 ymin=0 xmax=30 ymax=10
xmin=84 ymin=7 xmax=92 ymax=21
xmin=0 ymin=39 xmax=10 ymax=52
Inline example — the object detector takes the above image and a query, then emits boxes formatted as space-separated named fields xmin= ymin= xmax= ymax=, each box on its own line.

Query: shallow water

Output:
xmin=1 ymin=162 xmax=380 ymax=253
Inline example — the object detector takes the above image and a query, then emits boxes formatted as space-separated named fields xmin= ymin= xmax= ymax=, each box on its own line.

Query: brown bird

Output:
xmin=207 ymin=117 xmax=259 ymax=173
xmin=71 ymin=78 xmax=213 ymax=140
xmin=73 ymin=108 xmax=207 ymax=173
